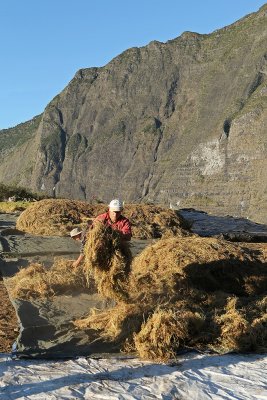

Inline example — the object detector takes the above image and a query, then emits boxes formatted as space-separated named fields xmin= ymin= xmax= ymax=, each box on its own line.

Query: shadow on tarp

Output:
xmin=0 ymin=360 xmax=176 ymax=399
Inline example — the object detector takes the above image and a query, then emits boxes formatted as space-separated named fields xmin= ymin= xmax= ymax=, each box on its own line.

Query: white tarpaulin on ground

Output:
xmin=0 ymin=352 xmax=266 ymax=399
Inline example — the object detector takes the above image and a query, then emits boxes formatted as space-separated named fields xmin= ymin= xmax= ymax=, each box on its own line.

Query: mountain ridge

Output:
xmin=1 ymin=4 xmax=267 ymax=223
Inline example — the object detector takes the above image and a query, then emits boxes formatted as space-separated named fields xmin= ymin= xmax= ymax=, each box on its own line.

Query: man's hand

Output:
xmin=72 ymin=254 xmax=84 ymax=268
xmin=72 ymin=260 xmax=80 ymax=268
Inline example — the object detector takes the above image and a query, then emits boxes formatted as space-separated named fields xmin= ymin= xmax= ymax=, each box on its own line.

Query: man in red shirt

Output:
xmin=95 ymin=199 xmax=132 ymax=241
xmin=72 ymin=199 xmax=131 ymax=268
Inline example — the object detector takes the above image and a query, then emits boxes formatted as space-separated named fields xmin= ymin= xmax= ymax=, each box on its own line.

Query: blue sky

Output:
xmin=0 ymin=0 xmax=266 ymax=129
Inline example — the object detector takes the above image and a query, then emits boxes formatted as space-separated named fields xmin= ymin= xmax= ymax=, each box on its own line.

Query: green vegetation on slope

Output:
xmin=0 ymin=183 xmax=44 ymax=202
xmin=0 ymin=115 xmax=42 ymax=154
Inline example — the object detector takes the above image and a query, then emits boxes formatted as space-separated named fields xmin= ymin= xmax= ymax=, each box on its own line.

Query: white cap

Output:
xmin=70 ymin=228 xmax=82 ymax=237
xmin=108 ymin=199 xmax=123 ymax=211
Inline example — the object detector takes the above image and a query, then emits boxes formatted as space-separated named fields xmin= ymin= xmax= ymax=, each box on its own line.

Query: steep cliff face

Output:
xmin=1 ymin=4 xmax=267 ymax=223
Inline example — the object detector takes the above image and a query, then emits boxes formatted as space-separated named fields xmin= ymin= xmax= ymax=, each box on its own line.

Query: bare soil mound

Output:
xmin=16 ymin=199 xmax=190 ymax=239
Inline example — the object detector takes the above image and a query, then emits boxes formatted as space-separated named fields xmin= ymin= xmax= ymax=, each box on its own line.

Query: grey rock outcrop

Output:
xmin=0 ymin=4 xmax=267 ymax=223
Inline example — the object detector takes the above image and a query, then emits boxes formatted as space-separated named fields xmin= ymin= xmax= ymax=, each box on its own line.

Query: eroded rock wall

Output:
xmin=0 ymin=5 xmax=267 ymax=223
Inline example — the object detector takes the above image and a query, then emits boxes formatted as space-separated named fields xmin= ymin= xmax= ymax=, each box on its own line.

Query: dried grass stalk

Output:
xmin=10 ymin=225 xmax=267 ymax=361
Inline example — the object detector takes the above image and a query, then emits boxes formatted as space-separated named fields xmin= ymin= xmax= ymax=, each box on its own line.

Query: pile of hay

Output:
xmin=16 ymin=199 xmax=105 ymax=236
xmin=8 ymin=258 xmax=87 ymax=300
xmin=123 ymin=204 xmax=191 ymax=239
xmin=83 ymin=222 xmax=132 ymax=302
xmin=129 ymin=237 xmax=267 ymax=301
xmin=75 ymin=236 xmax=267 ymax=360
xmin=16 ymin=199 xmax=190 ymax=239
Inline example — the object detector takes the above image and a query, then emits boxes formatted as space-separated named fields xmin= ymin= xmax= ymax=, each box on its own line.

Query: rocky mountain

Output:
xmin=0 ymin=4 xmax=267 ymax=223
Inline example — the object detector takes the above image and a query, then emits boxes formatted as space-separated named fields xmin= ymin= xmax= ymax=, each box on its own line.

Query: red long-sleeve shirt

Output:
xmin=80 ymin=211 xmax=132 ymax=254
xmin=95 ymin=212 xmax=132 ymax=240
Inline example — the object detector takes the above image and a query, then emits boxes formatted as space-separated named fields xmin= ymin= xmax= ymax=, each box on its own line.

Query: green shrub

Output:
xmin=0 ymin=183 xmax=44 ymax=201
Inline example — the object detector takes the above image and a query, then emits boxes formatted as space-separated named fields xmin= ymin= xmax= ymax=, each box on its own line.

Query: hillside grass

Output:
xmin=0 ymin=201 xmax=33 ymax=213
xmin=0 ymin=115 xmax=42 ymax=154
xmin=0 ymin=183 xmax=46 ymax=213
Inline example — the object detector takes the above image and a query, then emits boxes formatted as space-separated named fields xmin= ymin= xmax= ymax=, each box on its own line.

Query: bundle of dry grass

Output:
xmin=74 ymin=303 xmax=144 ymax=343
xmin=8 ymin=258 xmax=86 ymax=300
xmin=8 ymin=263 xmax=52 ymax=299
xmin=133 ymin=307 xmax=205 ymax=361
xmin=16 ymin=199 xmax=105 ymax=236
xmin=45 ymin=258 xmax=87 ymax=294
xmin=213 ymin=295 xmax=267 ymax=353
xmin=83 ymin=222 xmax=132 ymax=302
xmin=75 ymin=236 xmax=267 ymax=360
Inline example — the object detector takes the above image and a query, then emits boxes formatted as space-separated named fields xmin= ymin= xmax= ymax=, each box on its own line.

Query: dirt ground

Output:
xmin=0 ymin=274 xmax=18 ymax=352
